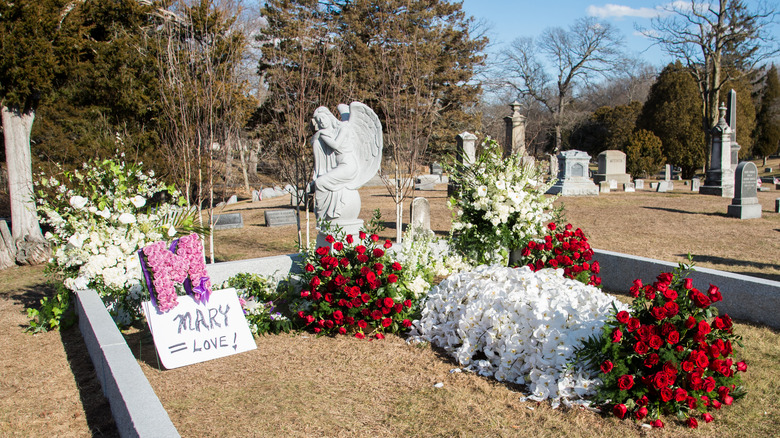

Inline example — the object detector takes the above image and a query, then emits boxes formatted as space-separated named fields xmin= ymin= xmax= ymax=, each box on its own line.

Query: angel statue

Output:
xmin=311 ymin=102 xmax=382 ymax=240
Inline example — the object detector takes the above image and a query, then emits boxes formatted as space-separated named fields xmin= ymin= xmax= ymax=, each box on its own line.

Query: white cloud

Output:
xmin=587 ymin=4 xmax=663 ymax=19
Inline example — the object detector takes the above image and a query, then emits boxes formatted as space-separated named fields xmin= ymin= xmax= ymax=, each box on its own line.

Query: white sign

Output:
xmin=142 ymin=288 xmax=256 ymax=369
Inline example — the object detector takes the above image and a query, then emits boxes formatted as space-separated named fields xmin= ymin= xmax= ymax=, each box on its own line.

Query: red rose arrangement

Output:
xmin=513 ymin=222 xmax=601 ymax=287
xmin=296 ymin=230 xmax=415 ymax=339
xmin=577 ymin=261 xmax=746 ymax=428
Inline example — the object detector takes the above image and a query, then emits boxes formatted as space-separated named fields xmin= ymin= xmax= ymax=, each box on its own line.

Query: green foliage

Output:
xmin=222 ymin=273 xmax=295 ymax=335
xmin=570 ymin=102 xmax=643 ymax=157
xmin=625 ymin=129 xmax=665 ymax=178
xmin=754 ymin=65 xmax=780 ymax=159
xmin=26 ymin=281 xmax=76 ymax=333
xmin=638 ymin=62 xmax=705 ymax=178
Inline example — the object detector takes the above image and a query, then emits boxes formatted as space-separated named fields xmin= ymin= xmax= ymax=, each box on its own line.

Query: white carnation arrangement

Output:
xmin=393 ymin=231 xmax=472 ymax=299
xmin=410 ymin=264 xmax=627 ymax=407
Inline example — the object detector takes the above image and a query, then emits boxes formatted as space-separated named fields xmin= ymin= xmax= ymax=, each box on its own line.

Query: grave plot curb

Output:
xmin=593 ymin=249 xmax=780 ymax=330
xmin=75 ymin=251 xmax=779 ymax=436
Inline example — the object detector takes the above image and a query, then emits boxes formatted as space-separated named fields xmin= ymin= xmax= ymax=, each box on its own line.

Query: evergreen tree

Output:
xmin=638 ymin=62 xmax=705 ymax=179
xmin=754 ymin=65 xmax=780 ymax=165
xmin=570 ymin=101 xmax=642 ymax=157
xmin=625 ymin=129 xmax=664 ymax=178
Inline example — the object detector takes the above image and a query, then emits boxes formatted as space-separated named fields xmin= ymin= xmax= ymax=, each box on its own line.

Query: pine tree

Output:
xmin=754 ymin=65 xmax=780 ymax=165
xmin=638 ymin=62 xmax=705 ymax=179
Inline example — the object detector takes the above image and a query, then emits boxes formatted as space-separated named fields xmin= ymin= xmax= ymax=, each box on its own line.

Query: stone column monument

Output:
xmin=700 ymin=104 xmax=734 ymax=198
xmin=449 ymin=131 xmax=478 ymax=197
xmin=504 ymin=101 xmax=526 ymax=158
xmin=726 ymin=89 xmax=741 ymax=170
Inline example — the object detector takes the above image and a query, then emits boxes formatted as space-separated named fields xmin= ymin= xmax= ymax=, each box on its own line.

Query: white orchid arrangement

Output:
xmin=410 ymin=265 xmax=627 ymax=408
xmin=449 ymin=138 xmax=558 ymax=265
xmin=35 ymin=156 xmax=197 ymax=326
xmin=393 ymin=230 xmax=472 ymax=299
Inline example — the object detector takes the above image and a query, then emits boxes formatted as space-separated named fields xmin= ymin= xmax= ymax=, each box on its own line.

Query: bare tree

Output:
xmin=498 ymin=17 xmax=624 ymax=153
xmin=641 ymin=0 xmax=779 ymax=163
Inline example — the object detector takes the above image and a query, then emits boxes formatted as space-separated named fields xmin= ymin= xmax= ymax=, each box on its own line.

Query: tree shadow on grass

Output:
xmin=60 ymin=326 xmax=119 ymax=437
xmin=642 ymin=206 xmax=727 ymax=217
xmin=677 ymin=253 xmax=780 ymax=282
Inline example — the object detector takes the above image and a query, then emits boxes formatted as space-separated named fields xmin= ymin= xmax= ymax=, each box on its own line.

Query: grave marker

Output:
xmin=727 ymin=162 xmax=762 ymax=219
xmin=624 ymin=182 xmax=635 ymax=192
xmin=226 ymin=195 xmax=238 ymax=205
xmin=264 ymin=209 xmax=298 ymax=227
xmin=213 ymin=213 xmax=244 ymax=230
xmin=634 ymin=179 xmax=644 ymax=190
xmin=409 ymin=197 xmax=431 ymax=235
xmin=546 ymin=150 xmax=599 ymax=196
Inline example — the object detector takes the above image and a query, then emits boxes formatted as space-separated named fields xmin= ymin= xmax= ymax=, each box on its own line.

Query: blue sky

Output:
xmin=459 ymin=0 xmax=780 ymax=68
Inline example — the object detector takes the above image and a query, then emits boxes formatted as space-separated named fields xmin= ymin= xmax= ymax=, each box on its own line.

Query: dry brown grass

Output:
xmin=2 ymin=157 xmax=780 ymax=436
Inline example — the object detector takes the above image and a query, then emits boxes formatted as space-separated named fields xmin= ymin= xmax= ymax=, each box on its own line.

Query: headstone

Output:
xmin=548 ymin=154 xmax=559 ymax=178
xmin=701 ymin=103 xmax=735 ymax=197
xmin=430 ymin=162 xmax=443 ymax=175
xmin=727 ymin=162 xmax=762 ymax=219
xmin=546 ymin=150 xmax=599 ymax=196
xmin=261 ymin=187 xmax=277 ymax=200
xmin=775 ymin=198 xmax=780 ymax=213
xmin=504 ymin=101 xmax=526 ymax=157
xmin=691 ymin=178 xmax=701 ymax=192
xmin=456 ymin=131 xmax=477 ymax=166
xmin=664 ymin=164 xmax=672 ymax=182
xmin=264 ymin=209 xmax=298 ymax=227
xmin=609 ymin=179 xmax=618 ymax=190
xmin=599 ymin=181 xmax=611 ymax=193
xmin=634 ymin=179 xmax=644 ymax=190
xmin=765 ymin=168 xmax=773 ymax=173
xmin=650 ymin=182 xmax=658 ymax=190
xmin=593 ymin=150 xmax=631 ymax=187
xmin=251 ymin=190 xmax=260 ymax=202
xmin=226 ymin=195 xmax=238 ymax=205
xmin=417 ymin=174 xmax=440 ymax=185
xmin=409 ymin=197 xmax=431 ymax=235
xmin=656 ymin=181 xmax=670 ymax=193
xmin=623 ymin=182 xmax=635 ymax=192
xmin=415 ymin=182 xmax=435 ymax=191
xmin=213 ymin=213 xmax=243 ymax=230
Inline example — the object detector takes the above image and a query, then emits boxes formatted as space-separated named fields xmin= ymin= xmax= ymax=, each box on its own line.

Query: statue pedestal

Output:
xmin=316 ymin=219 xmax=364 ymax=249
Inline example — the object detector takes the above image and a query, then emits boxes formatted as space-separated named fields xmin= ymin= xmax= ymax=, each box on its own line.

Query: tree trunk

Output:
xmin=1 ymin=106 xmax=49 ymax=266
xmin=237 ymin=137 xmax=250 ymax=191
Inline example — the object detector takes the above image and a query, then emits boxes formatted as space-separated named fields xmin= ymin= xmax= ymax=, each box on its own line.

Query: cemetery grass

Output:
xmin=1 ymin=173 xmax=779 ymax=436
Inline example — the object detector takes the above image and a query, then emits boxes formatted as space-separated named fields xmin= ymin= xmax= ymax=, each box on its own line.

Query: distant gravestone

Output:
xmin=664 ymin=164 xmax=672 ymax=181
xmin=415 ymin=181 xmax=435 ymax=191
xmin=260 ymin=187 xmax=277 ymax=200
xmin=609 ymin=179 xmax=618 ymax=190
xmin=624 ymin=182 xmax=635 ymax=192
xmin=765 ymin=167 xmax=772 ymax=173
xmin=593 ymin=150 xmax=631 ymax=186
xmin=409 ymin=197 xmax=431 ymax=235
xmin=251 ymin=190 xmax=260 ymax=202
xmin=599 ymin=181 xmax=611 ymax=193
xmin=727 ymin=162 xmax=762 ymax=219
xmin=264 ymin=209 xmax=298 ymax=227
xmin=691 ymin=178 xmax=701 ymax=192
xmin=775 ymin=198 xmax=780 ymax=213
xmin=213 ymin=213 xmax=243 ymax=230
xmin=657 ymin=181 xmax=670 ymax=193
xmin=226 ymin=195 xmax=238 ymax=205
xmin=430 ymin=162 xmax=443 ymax=175
xmin=634 ymin=179 xmax=644 ymax=190
xmin=546 ymin=150 xmax=599 ymax=196
xmin=456 ymin=132 xmax=477 ymax=166
xmin=650 ymin=182 xmax=658 ymax=190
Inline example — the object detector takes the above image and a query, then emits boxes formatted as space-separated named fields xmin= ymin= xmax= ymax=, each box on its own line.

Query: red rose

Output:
xmin=383 ymin=297 xmax=394 ymax=308
xmin=358 ymin=319 xmax=368 ymax=329
xmin=384 ymin=239 xmax=392 ymax=249
xmin=660 ymin=388 xmax=673 ymax=402
xmin=382 ymin=317 xmax=392 ymax=328
xmin=635 ymin=406 xmax=648 ymax=420
xmin=722 ymin=394 xmax=734 ymax=405
xmin=634 ymin=341 xmax=649 ymax=355
xmin=591 ymin=261 xmax=600 ymax=273
xmin=323 ymin=235 xmax=335 ymax=244
xmin=338 ymin=327 xmax=347 ymax=335
xmin=650 ymin=306 xmax=667 ymax=320
xmin=305 ymin=315 xmax=315 ymax=325
xmin=404 ymin=299 xmax=412 ymax=308
xmin=374 ymin=332 xmax=385 ymax=340
xmin=643 ymin=353 xmax=659 ymax=368
xmin=359 ymin=231 xmax=367 ymax=239
xmin=600 ymin=360 xmax=614 ymax=374
xmin=356 ymin=245 xmax=367 ymax=254
xmin=305 ymin=263 xmax=315 ymax=272
xmin=686 ymin=417 xmax=698 ymax=429
xmin=310 ymin=276 xmax=321 ymax=287
xmin=698 ymin=320 xmax=711 ymax=335
xmin=692 ymin=291 xmax=711 ymax=308
xmin=612 ymin=404 xmax=628 ymax=419
xmin=346 ymin=234 xmax=354 ymax=244
xmin=617 ymin=374 xmax=634 ymax=391
xmin=333 ymin=310 xmax=343 ymax=320
xmin=313 ymin=291 xmax=322 ymax=300
xmin=324 ymin=320 xmax=334 ymax=329
xmin=683 ymin=278 xmax=693 ymax=290
xmin=702 ymin=412 xmax=714 ymax=423
xmin=370 ymin=234 xmax=380 ymax=242
xmin=708 ymin=284 xmax=722 ymax=302
xmin=611 ymin=328 xmax=623 ymax=343
xmin=549 ymin=259 xmax=559 ymax=268
xmin=616 ymin=310 xmax=630 ymax=324
xmin=712 ymin=400 xmax=722 ymax=410
xmin=394 ymin=303 xmax=403 ymax=313
xmin=387 ymin=274 xmax=398 ymax=283
xmin=663 ymin=301 xmax=679 ymax=317
xmin=627 ymin=318 xmax=640 ymax=332
xmin=674 ymin=387 xmax=688 ymax=402
xmin=392 ymin=262 xmax=402 ymax=271
xmin=332 ymin=242 xmax=344 ymax=251
xmin=685 ymin=315 xmax=697 ymax=329
xmin=313 ymin=327 xmax=321 ymax=333
xmin=651 ymin=371 xmax=667 ymax=389
xmin=402 ymin=319 xmax=412 ymax=328
xmin=355 ymin=332 xmax=365 ymax=339
xmin=324 ymin=293 xmax=333 ymax=303
xmin=321 ymin=270 xmax=332 ymax=278
xmin=663 ymin=361 xmax=677 ymax=376
xmin=361 ymin=293 xmax=371 ymax=303
xmin=666 ymin=331 xmax=680 ymax=345
xmin=373 ymin=248 xmax=385 ymax=258
xmin=371 ymin=310 xmax=383 ymax=320
xmin=650 ymin=419 xmax=664 ymax=428
xmin=737 ymin=361 xmax=747 ymax=372
xmin=648 ymin=335 xmax=664 ymax=350
xmin=300 ymin=290 xmax=310 ymax=298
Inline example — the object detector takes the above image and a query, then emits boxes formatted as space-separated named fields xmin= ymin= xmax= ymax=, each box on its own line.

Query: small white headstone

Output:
xmin=251 ymin=190 xmax=260 ymax=202
xmin=609 ymin=179 xmax=618 ymax=190
xmin=623 ymin=183 xmax=635 ymax=192
xmin=599 ymin=181 xmax=611 ymax=193
xmin=410 ymin=197 xmax=431 ymax=235
xmin=657 ymin=181 xmax=669 ymax=193
xmin=226 ymin=195 xmax=238 ymax=205
xmin=635 ymin=179 xmax=644 ymax=190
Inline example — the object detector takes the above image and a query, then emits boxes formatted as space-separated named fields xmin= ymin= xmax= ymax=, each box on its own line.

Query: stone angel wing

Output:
xmin=345 ymin=102 xmax=383 ymax=190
